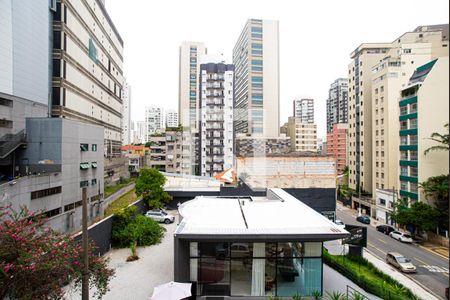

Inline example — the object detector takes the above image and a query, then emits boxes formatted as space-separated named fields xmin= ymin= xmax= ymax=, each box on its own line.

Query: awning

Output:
xmin=80 ymin=163 xmax=90 ymax=170
xmin=91 ymin=162 xmax=97 ymax=168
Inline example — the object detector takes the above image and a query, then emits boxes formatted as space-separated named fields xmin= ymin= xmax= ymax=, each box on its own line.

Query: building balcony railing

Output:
xmin=399 ymin=175 xmax=418 ymax=183
xmin=399 ymin=189 xmax=418 ymax=200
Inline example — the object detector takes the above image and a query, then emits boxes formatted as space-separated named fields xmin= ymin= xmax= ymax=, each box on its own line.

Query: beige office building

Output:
xmin=233 ymin=19 xmax=280 ymax=137
xmin=51 ymin=0 xmax=124 ymax=156
xmin=178 ymin=41 xmax=207 ymax=130
xmin=287 ymin=117 xmax=317 ymax=152
xmin=371 ymin=25 xmax=448 ymax=193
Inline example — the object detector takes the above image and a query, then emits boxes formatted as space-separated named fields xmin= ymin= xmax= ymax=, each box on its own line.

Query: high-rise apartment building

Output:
xmin=50 ymin=0 xmax=124 ymax=157
xmin=348 ymin=43 xmax=391 ymax=195
xmin=178 ymin=41 xmax=207 ymax=130
xmin=287 ymin=117 xmax=317 ymax=152
xmin=233 ymin=19 xmax=280 ymax=136
xmin=166 ymin=109 xmax=179 ymax=128
xmin=121 ymin=80 xmax=131 ymax=145
xmin=199 ymin=63 xmax=234 ymax=177
xmin=144 ymin=106 xmax=164 ymax=141
xmin=398 ymin=58 xmax=448 ymax=203
xmin=135 ymin=121 xmax=146 ymax=144
xmin=326 ymin=79 xmax=348 ymax=133
xmin=327 ymin=123 xmax=348 ymax=175
xmin=293 ymin=98 xmax=314 ymax=124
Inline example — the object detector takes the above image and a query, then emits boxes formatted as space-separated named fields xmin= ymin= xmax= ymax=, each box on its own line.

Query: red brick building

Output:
xmin=326 ymin=123 xmax=348 ymax=174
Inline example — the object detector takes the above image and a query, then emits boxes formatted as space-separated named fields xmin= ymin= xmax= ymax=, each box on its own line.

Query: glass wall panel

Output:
xmin=198 ymin=257 xmax=230 ymax=296
xmin=302 ymin=258 xmax=322 ymax=295
xmin=277 ymin=258 xmax=322 ymax=297
xmin=303 ymin=242 xmax=322 ymax=257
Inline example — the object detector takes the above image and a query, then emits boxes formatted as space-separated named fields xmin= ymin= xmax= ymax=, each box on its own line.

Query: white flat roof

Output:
xmin=175 ymin=189 xmax=348 ymax=240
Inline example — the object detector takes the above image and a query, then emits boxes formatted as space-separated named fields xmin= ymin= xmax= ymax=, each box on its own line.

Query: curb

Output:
xmin=416 ymin=243 xmax=449 ymax=261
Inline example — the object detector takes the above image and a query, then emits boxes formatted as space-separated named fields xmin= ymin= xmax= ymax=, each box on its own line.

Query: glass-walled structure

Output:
xmin=189 ymin=241 xmax=322 ymax=297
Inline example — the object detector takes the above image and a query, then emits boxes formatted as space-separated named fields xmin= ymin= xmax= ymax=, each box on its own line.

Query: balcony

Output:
xmin=399 ymin=190 xmax=418 ymax=200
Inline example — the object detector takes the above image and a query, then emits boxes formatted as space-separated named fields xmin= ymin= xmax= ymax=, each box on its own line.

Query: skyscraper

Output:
xmin=199 ymin=62 xmax=234 ymax=177
xmin=121 ymin=80 xmax=131 ymax=145
xmin=144 ymin=106 xmax=164 ymax=141
xmin=326 ymin=79 xmax=348 ymax=133
xmin=50 ymin=0 xmax=124 ymax=157
xmin=293 ymin=98 xmax=314 ymax=124
xmin=178 ymin=41 xmax=207 ymax=130
xmin=233 ymin=19 xmax=279 ymax=136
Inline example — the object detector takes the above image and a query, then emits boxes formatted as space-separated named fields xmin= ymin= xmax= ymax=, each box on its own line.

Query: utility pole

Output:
xmin=82 ymin=188 xmax=89 ymax=300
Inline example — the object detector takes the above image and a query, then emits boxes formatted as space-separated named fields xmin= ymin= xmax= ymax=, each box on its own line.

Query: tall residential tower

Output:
xmin=293 ymin=98 xmax=314 ymax=124
xmin=233 ymin=19 xmax=279 ymax=136
xmin=326 ymin=79 xmax=348 ymax=133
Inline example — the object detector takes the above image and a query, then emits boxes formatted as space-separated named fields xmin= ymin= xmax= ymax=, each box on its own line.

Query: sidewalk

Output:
xmin=324 ymin=240 xmax=439 ymax=300
xmin=337 ymin=201 xmax=449 ymax=258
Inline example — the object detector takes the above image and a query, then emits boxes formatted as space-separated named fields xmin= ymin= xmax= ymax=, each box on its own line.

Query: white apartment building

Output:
xmin=144 ymin=106 xmax=164 ymax=141
xmin=326 ymin=79 xmax=348 ymax=133
xmin=233 ymin=19 xmax=280 ymax=137
xmin=51 ymin=0 xmax=124 ymax=157
xmin=287 ymin=117 xmax=318 ymax=152
xmin=371 ymin=25 xmax=448 ymax=193
xmin=293 ymin=98 xmax=314 ymax=124
xmin=178 ymin=41 xmax=207 ymax=130
xmin=135 ymin=121 xmax=146 ymax=144
xmin=199 ymin=62 xmax=234 ymax=177
xmin=166 ymin=109 xmax=179 ymax=128
xmin=121 ymin=80 xmax=131 ymax=145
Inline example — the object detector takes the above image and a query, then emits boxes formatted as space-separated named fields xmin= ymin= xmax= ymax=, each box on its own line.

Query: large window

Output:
xmin=189 ymin=242 xmax=322 ymax=297
xmin=31 ymin=186 xmax=62 ymax=200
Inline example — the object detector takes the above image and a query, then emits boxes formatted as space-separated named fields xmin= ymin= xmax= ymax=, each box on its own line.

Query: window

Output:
xmin=400 ymin=121 xmax=407 ymax=130
xmin=410 ymin=182 xmax=418 ymax=192
xmin=379 ymin=198 xmax=386 ymax=206
xmin=410 ymin=119 xmax=417 ymax=129
xmin=410 ymin=167 xmax=418 ymax=177
xmin=31 ymin=186 xmax=62 ymax=200
xmin=80 ymin=162 xmax=90 ymax=170
xmin=400 ymin=106 xmax=408 ymax=116
xmin=80 ymin=143 xmax=89 ymax=151
xmin=403 ymin=49 xmax=411 ymax=54
xmin=80 ymin=180 xmax=89 ymax=188
xmin=42 ymin=207 xmax=61 ymax=219
xmin=410 ymin=151 xmax=418 ymax=160
xmin=92 ymin=144 xmax=97 ymax=151
xmin=91 ymin=178 xmax=97 ymax=185
xmin=400 ymin=181 xmax=408 ymax=191
xmin=91 ymin=162 xmax=98 ymax=168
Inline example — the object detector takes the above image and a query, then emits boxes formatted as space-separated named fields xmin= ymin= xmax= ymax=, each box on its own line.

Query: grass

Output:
xmin=104 ymin=189 xmax=138 ymax=217
xmin=323 ymin=249 xmax=419 ymax=300
xmin=104 ymin=178 xmax=135 ymax=198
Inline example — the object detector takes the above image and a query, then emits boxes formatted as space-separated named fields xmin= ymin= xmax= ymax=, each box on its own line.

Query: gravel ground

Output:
xmin=65 ymin=220 xmax=177 ymax=300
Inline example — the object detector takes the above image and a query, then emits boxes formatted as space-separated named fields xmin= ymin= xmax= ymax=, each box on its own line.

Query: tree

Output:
xmin=144 ymin=141 xmax=152 ymax=147
xmin=420 ymin=174 xmax=449 ymax=229
xmin=0 ymin=205 xmax=114 ymax=299
xmin=391 ymin=200 xmax=440 ymax=234
xmin=135 ymin=168 xmax=172 ymax=209
xmin=424 ymin=123 xmax=449 ymax=155
xmin=343 ymin=165 xmax=349 ymax=177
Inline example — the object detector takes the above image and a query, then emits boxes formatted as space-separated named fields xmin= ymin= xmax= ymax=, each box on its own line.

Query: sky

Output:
xmin=106 ymin=0 xmax=449 ymax=139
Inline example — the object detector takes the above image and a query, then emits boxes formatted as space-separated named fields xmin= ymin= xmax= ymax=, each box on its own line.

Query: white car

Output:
xmin=389 ymin=231 xmax=413 ymax=243
xmin=335 ymin=219 xmax=345 ymax=230
xmin=145 ymin=210 xmax=175 ymax=224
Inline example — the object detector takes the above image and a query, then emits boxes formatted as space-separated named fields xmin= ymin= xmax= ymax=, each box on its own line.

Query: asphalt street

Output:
xmin=336 ymin=205 xmax=449 ymax=300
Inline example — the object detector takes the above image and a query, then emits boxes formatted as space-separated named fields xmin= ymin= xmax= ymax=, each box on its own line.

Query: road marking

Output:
xmin=420 ymin=265 xmax=449 ymax=273
xmin=368 ymin=243 xmax=386 ymax=255
xmin=413 ymin=257 xmax=427 ymax=265
xmin=377 ymin=238 xmax=387 ymax=244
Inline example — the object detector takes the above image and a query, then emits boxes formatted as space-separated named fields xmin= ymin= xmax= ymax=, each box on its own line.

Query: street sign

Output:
xmin=342 ymin=224 xmax=367 ymax=247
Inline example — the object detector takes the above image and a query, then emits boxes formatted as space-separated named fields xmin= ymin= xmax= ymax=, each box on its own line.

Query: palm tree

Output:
xmin=424 ymin=123 xmax=449 ymax=155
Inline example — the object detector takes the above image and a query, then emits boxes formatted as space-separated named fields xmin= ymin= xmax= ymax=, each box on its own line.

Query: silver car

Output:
xmin=145 ymin=210 xmax=175 ymax=224
xmin=386 ymin=252 xmax=416 ymax=273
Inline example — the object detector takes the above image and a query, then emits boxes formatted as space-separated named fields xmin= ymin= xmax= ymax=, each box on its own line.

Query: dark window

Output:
xmin=108 ymin=60 xmax=111 ymax=72
xmin=63 ymin=5 xmax=67 ymax=24
xmin=55 ymin=2 xmax=62 ymax=21
xmin=0 ymin=120 xmax=13 ymax=128
xmin=63 ymin=33 xmax=67 ymax=51
xmin=53 ymin=31 xmax=61 ymax=49
xmin=62 ymin=88 xmax=66 ymax=106
xmin=53 ymin=59 xmax=61 ymax=77
xmin=52 ymin=87 xmax=60 ymax=105
xmin=80 ymin=143 xmax=89 ymax=151
xmin=63 ymin=60 xmax=66 ymax=78
xmin=44 ymin=207 xmax=61 ymax=218
xmin=80 ymin=180 xmax=89 ymax=188
xmin=31 ymin=186 xmax=62 ymax=200
xmin=92 ymin=144 xmax=97 ymax=151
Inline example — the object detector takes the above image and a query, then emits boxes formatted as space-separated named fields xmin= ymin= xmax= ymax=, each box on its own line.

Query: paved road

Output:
xmin=337 ymin=205 xmax=449 ymax=300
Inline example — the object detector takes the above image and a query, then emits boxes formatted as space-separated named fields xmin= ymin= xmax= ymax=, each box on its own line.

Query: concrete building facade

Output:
xmin=51 ymin=0 xmax=124 ymax=157
xmin=199 ymin=63 xmax=234 ymax=177
xmin=287 ymin=117 xmax=318 ymax=152
xmin=326 ymin=79 xmax=348 ymax=134
xmin=235 ymin=134 xmax=291 ymax=157
xmin=121 ymin=80 xmax=131 ymax=145
xmin=326 ymin=123 xmax=348 ymax=175
xmin=233 ymin=19 xmax=279 ymax=137
xmin=166 ymin=109 xmax=179 ymax=128
xmin=144 ymin=106 xmax=164 ymax=141
xmin=293 ymin=98 xmax=314 ymax=124
xmin=398 ymin=58 xmax=449 ymax=203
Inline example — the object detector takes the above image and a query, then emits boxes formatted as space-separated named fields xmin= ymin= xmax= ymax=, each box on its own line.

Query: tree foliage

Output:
xmin=111 ymin=206 xmax=165 ymax=249
xmin=420 ymin=174 xmax=449 ymax=229
xmin=135 ymin=168 xmax=172 ymax=209
xmin=0 ymin=205 xmax=114 ymax=299
xmin=391 ymin=199 xmax=440 ymax=233
xmin=424 ymin=123 xmax=449 ymax=155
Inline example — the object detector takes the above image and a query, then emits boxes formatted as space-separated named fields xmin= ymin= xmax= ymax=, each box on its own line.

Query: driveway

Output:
xmin=65 ymin=220 xmax=177 ymax=300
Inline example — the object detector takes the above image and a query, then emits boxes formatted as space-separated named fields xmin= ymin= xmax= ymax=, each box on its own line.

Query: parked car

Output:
xmin=385 ymin=252 xmax=416 ymax=273
xmin=376 ymin=224 xmax=395 ymax=235
xmin=145 ymin=210 xmax=175 ymax=224
xmin=356 ymin=215 xmax=370 ymax=224
xmin=334 ymin=219 xmax=345 ymax=230
xmin=389 ymin=231 xmax=413 ymax=243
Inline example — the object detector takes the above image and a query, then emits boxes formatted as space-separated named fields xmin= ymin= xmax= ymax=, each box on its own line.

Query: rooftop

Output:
xmin=175 ymin=189 xmax=348 ymax=240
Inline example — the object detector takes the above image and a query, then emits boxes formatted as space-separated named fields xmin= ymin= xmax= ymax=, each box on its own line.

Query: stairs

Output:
xmin=0 ymin=130 xmax=26 ymax=158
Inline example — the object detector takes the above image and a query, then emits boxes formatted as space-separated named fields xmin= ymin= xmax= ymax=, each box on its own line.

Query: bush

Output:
xmin=112 ymin=206 xmax=165 ymax=248
xmin=323 ymin=249 xmax=417 ymax=300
